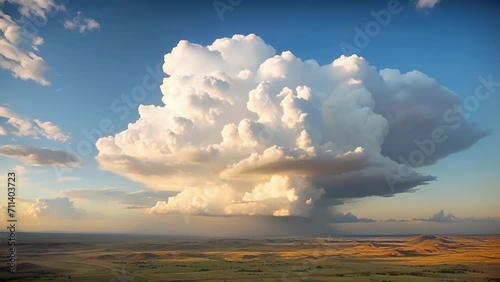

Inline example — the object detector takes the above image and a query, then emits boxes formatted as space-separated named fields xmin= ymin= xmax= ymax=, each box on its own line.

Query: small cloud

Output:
xmin=31 ymin=36 xmax=44 ymax=51
xmin=0 ymin=106 xmax=70 ymax=142
xmin=422 ymin=209 xmax=457 ymax=222
xmin=27 ymin=197 xmax=85 ymax=219
xmin=0 ymin=145 xmax=80 ymax=167
xmin=13 ymin=165 xmax=25 ymax=175
xmin=416 ymin=0 xmax=440 ymax=9
xmin=330 ymin=210 xmax=376 ymax=223
xmin=64 ymin=11 xmax=100 ymax=33
xmin=124 ymin=205 xmax=151 ymax=210
xmin=33 ymin=119 xmax=70 ymax=142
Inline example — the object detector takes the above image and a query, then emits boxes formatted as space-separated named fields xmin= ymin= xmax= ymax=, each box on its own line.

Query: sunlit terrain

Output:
xmin=1 ymin=233 xmax=499 ymax=281
xmin=1 ymin=0 xmax=499 ymax=281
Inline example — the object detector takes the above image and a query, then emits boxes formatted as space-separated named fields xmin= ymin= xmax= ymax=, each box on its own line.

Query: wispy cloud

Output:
xmin=0 ymin=106 xmax=70 ymax=142
xmin=63 ymin=11 xmax=100 ymax=33
xmin=62 ymin=188 xmax=176 ymax=209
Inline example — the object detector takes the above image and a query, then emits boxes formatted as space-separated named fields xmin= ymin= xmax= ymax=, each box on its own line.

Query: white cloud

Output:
xmin=27 ymin=197 xmax=85 ymax=219
xmin=0 ymin=145 xmax=80 ymax=166
xmin=0 ymin=0 xmax=63 ymax=85
xmin=33 ymin=118 xmax=70 ymax=142
xmin=150 ymin=185 xmax=234 ymax=216
xmin=96 ymin=34 xmax=486 ymax=218
xmin=31 ymin=35 xmax=44 ymax=51
xmin=63 ymin=11 xmax=100 ymax=33
xmin=226 ymin=175 xmax=324 ymax=217
xmin=2 ymin=0 xmax=65 ymax=19
xmin=416 ymin=0 xmax=440 ymax=9
xmin=0 ymin=106 xmax=70 ymax=141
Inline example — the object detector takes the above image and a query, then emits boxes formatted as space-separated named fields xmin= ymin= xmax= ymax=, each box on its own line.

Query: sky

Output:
xmin=0 ymin=0 xmax=499 ymax=236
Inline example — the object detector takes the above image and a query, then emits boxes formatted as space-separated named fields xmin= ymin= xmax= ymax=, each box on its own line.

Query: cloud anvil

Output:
xmin=95 ymin=34 xmax=485 ymax=218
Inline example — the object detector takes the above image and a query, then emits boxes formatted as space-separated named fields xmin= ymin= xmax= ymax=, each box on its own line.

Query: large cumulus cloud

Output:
xmin=96 ymin=34 xmax=486 ymax=218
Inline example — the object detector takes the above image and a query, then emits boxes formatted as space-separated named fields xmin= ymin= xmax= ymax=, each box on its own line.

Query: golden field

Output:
xmin=0 ymin=233 xmax=499 ymax=281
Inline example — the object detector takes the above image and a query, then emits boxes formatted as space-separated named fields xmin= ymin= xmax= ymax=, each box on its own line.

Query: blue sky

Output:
xmin=0 ymin=0 xmax=499 ymax=235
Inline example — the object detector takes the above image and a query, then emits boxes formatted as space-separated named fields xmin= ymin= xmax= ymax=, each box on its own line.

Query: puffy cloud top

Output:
xmin=27 ymin=197 xmax=85 ymax=219
xmin=96 ymin=34 xmax=486 ymax=218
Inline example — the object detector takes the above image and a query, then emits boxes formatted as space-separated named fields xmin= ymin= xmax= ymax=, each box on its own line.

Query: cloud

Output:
xmin=61 ymin=188 xmax=176 ymax=209
xmin=420 ymin=209 xmax=457 ymax=222
xmin=0 ymin=145 xmax=80 ymax=166
xmin=150 ymin=185 xmax=235 ymax=216
xmin=416 ymin=0 xmax=440 ymax=9
xmin=63 ymin=11 xmax=100 ymax=33
xmin=414 ymin=209 xmax=500 ymax=223
xmin=0 ymin=0 xmax=64 ymax=85
xmin=330 ymin=211 xmax=376 ymax=223
xmin=378 ymin=210 xmax=500 ymax=224
xmin=13 ymin=164 xmax=25 ymax=174
xmin=376 ymin=69 xmax=489 ymax=166
xmin=26 ymin=197 xmax=85 ymax=219
xmin=96 ymin=34 xmax=487 ymax=218
xmin=0 ymin=106 xmax=70 ymax=141
xmin=33 ymin=119 xmax=70 ymax=142
xmin=335 ymin=210 xmax=499 ymax=225
xmin=2 ymin=0 xmax=65 ymax=19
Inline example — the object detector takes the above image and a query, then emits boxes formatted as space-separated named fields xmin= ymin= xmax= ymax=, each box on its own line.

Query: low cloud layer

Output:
xmin=331 ymin=209 xmax=499 ymax=225
xmin=420 ymin=209 xmax=457 ymax=223
xmin=415 ymin=210 xmax=499 ymax=223
xmin=61 ymin=187 xmax=176 ymax=209
xmin=96 ymin=34 xmax=487 ymax=219
xmin=0 ymin=145 xmax=80 ymax=166
xmin=330 ymin=211 xmax=375 ymax=223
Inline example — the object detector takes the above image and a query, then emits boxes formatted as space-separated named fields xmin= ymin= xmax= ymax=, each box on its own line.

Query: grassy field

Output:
xmin=0 ymin=233 xmax=499 ymax=281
